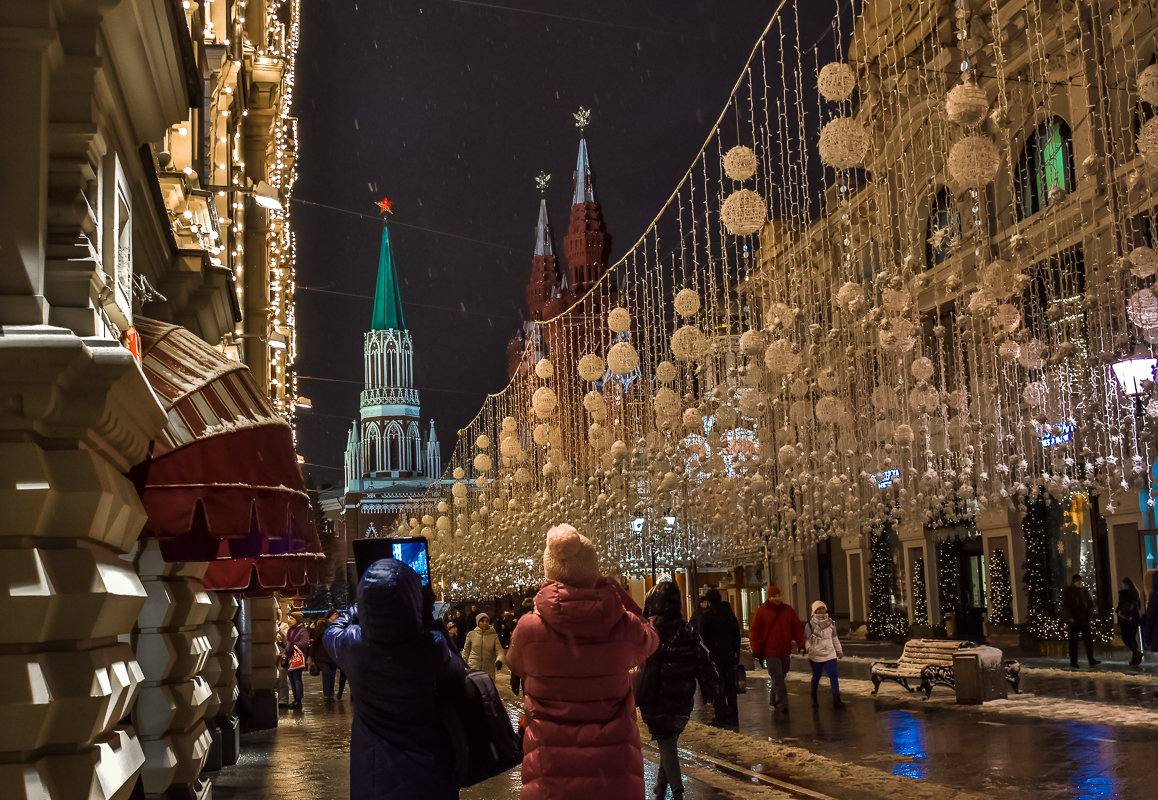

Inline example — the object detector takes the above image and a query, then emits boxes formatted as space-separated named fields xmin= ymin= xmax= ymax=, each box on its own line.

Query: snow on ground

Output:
xmin=674 ymin=719 xmax=989 ymax=800
xmin=780 ymin=672 xmax=1158 ymax=729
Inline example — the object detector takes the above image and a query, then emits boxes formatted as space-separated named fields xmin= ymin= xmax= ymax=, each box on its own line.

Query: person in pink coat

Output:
xmin=506 ymin=524 xmax=659 ymax=800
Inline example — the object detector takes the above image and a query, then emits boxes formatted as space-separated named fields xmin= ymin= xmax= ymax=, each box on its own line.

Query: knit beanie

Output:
xmin=543 ymin=523 xmax=600 ymax=588
xmin=811 ymin=600 xmax=827 ymax=615
xmin=476 ymin=612 xmax=490 ymax=625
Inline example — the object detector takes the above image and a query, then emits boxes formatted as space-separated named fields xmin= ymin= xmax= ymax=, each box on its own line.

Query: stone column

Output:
xmin=236 ymin=597 xmax=279 ymax=731
xmin=0 ymin=335 xmax=164 ymax=799
xmin=200 ymin=592 xmax=240 ymax=772
xmin=132 ymin=541 xmax=213 ymax=799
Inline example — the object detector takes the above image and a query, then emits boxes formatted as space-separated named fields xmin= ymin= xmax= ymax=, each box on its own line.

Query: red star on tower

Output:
xmin=376 ymin=197 xmax=393 ymax=215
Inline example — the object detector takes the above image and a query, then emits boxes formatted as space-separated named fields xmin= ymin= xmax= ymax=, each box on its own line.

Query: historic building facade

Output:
xmin=340 ymin=226 xmax=442 ymax=560
xmin=744 ymin=0 xmax=1158 ymax=643
xmin=0 ymin=2 xmax=310 ymax=798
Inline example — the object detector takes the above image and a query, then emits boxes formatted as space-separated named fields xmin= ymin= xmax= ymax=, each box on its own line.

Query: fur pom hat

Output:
xmin=543 ymin=523 xmax=600 ymax=588
xmin=811 ymin=600 xmax=828 ymax=615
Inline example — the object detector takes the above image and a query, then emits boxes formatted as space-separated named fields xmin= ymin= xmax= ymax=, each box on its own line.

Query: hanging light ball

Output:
xmin=533 ymin=423 xmax=550 ymax=446
xmin=500 ymin=435 xmax=521 ymax=460
xmin=817 ymin=117 xmax=870 ymax=169
xmin=894 ymin=423 xmax=915 ymax=446
xmin=583 ymin=390 xmax=606 ymax=414
xmin=722 ymin=145 xmax=758 ymax=181
xmin=673 ymin=288 xmax=701 ymax=317
xmin=992 ymin=303 xmax=1021 ymax=332
xmin=834 ymin=281 xmax=865 ymax=312
xmin=1018 ymin=339 xmax=1047 ymax=370
xmin=654 ymin=387 xmax=681 ymax=419
xmin=720 ymin=188 xmax=768 ymax=236
xmin=671 ymin=325 xmax=708 ymax=361
xmin=817 ymin=62 xmax=856 ymax=102
xmin=473 ymin=453 xmax=493 ymax=473
xmin=578 ymin=353 xmax=605 ymax=382
xmin=778 ymin=444 xmax=800 ymax=468
xmin=476 ymin=435 xmax=490 ymax=450
xmin=1140 ymin=64 xmax=1158 ymax=106
xmin=1128 ymin=288 xmax=1158 ymax=328
xmin=739 ymin=390 xmax=767 ymax=419
xmin=998 ymin=340 xmax=1021 ymax=362
xmin=1139 ymin=118 xmax=1158 ymax=166
xmin=948 ymin=135 xmax=1001 ymax=187
xmin=682 ymin=407 xmax=704 ymax=431
xmin=878 ymin=317 xmax=917 ymax=352
xmin=607 ymin=307 xmax=632 ymax=333
xmin=815 ymin=395 xmax=849 ymax=425
xmin=1129 ymin=246 xmax=1158 ymax=279
xmin=911 ymin=356 xmax=936 ymax=382
xmin=945 ymin=80 xmax=989 ymax=126
xmin=739 ymin=329 xmax=764 ymax=356
xmin=764 ymin=338 xmax=801 ymax=375
xmin=532 ymin=385 xmax=558 ymax=418
xmin=655 ymin=360 xmax=678 ymax=384
xmin=607 ymin=340 xmax=640 ymax=374
xmin=452 ymin=481 xmax=468 ymax=499
xmin=534 ymin=357 xmax=554 ymax=379
xmin=453 ymin=466 xmax=465 ymax=480
xmin=514 ymin=467 xmax=532 ymax=486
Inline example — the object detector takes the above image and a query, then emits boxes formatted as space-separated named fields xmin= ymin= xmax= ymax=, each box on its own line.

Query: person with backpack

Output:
xmin=698 ymin=587 xmax=741 ymax=725
xmin=804 ymin=600 xmax=844 ymax=707
xmin=461 ymin=612 xmax=505 ymax=679
xmin=506 ymin=523 xmax=658 ymax=800
xmin=324 ymin=559 xmax=465 ymax=800
xmin=637 ymin=582 xmax=718 ymax=800
xmin=748 ymin=586 xmax=805 ymax=715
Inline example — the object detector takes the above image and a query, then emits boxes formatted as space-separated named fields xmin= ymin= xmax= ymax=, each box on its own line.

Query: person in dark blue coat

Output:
xmin=698 ymin=588 xmax=741 ymax=725
xmin=324 ymin=558 xmax=464 ymax=800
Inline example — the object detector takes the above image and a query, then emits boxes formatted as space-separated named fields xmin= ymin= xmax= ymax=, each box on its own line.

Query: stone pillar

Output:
xmin=132 ymin=541 xmax=213 ymax=799
xmin=0 ymin=335 xmax=164 ymax=799
xmin=236 ymin=597 xmax=279 ymax=731
xmin=200 ymin=592 xmax=239 ymax=772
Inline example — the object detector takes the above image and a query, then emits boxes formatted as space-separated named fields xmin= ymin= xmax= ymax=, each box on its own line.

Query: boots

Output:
xmin=833 ymin=694 xmax=845 ymax=708
xmin=811 ymin=691 xmax=819 ymax=707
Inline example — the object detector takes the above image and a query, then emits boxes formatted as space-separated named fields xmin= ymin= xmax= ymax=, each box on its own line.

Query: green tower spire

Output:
xmin=371 ymin=224 xmax=406 ymax=331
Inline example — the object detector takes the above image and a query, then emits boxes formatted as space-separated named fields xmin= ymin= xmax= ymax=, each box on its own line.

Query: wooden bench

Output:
xmin=870 ymin=639 xmax=1022 ymax=699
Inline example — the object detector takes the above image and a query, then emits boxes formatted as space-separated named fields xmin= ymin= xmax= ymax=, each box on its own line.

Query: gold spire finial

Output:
xmin=534 ymin=172 xmax=552 ymax=194
xmin=573 ymin=107 xmax=591 ymax=134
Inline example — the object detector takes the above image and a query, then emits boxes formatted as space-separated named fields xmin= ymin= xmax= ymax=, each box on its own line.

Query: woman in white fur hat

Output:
xmin=461 ymin=611 xmax=505 ymax=678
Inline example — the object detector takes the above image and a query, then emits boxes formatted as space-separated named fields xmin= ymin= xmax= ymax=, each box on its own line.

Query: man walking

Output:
xmin=748 ymin=586 xmax=804 ymax=714
xmin=1062 ymin=574 xmax=1101 ymax=669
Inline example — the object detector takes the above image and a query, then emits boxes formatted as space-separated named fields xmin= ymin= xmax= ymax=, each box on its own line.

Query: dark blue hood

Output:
xmin=356 ymin=558 xmax=423 ymax=644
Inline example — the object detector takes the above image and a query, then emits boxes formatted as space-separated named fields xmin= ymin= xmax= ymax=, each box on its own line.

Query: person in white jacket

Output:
xmin=460 ymin=612 xmax=505 ymax=678
xmin=804 ymin=600 xmax=844 ymax=708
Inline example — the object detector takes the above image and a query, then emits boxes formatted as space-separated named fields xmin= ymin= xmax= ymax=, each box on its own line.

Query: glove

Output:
xmin=495 ymin=660 xmax=503 ymax=671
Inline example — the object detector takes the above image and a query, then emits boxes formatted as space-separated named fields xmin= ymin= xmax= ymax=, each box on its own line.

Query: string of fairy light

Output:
xmin=362 ymin=3 xmax=1158 ymax=613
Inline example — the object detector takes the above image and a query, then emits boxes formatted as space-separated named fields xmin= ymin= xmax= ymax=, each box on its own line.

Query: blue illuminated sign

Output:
xmin=1039 ymin=423 xmax=1075 ymax=447
xmin=874 ymin=468 xmax=900 ymax=488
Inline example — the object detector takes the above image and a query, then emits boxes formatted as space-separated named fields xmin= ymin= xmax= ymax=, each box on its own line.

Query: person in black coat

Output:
xmin=638 ymin=581 xmax=718 ymax=800
xmin=1117 ymin=577 xmax=1144 ymax=666
xmin=698 ymin=588 xmax=741 ymax=725
xmin=1144 ymin=570 xmax=1158 ymax=655
xmin=508 ymin=596 xmax=534 ymax=695
xmin=1061 ymin=574 xmax=1100 ymax=668
xmin=324 ymin=559 xmax=465 ymax=800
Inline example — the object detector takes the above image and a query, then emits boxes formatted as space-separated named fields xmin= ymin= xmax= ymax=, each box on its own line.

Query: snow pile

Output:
xmin=675 ymin=719 xmax=989 ymax=800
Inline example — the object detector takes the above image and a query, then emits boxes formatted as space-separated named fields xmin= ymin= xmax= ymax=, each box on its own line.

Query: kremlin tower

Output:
xmin=342 ymin=224 xmax=441 ymax=542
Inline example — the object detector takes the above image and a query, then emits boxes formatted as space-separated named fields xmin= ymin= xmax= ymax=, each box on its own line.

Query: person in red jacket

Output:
xmin=748 ymin=586 xmax=805 ymax=714
xmin=506 ymin=523 xmax=659 ymax=800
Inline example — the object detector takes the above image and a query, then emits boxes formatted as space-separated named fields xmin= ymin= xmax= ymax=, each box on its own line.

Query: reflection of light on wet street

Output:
xmin=1063 ymin=721 xmax=1120 ymax=800
xmin=886 ymin=711 xmax=927 ymax=779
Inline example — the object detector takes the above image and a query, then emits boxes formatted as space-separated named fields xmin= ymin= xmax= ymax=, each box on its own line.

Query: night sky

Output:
xmin=293 ymin=1 xmax=812 ymax=487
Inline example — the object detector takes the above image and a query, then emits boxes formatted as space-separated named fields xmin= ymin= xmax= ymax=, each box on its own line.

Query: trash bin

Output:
xmin=953 ymin=645 xmax=1007 ymax=704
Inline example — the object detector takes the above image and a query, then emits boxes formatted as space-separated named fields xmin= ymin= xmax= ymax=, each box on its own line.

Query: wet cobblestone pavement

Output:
xmin=210 ymin=675 xmax=740 ymax=799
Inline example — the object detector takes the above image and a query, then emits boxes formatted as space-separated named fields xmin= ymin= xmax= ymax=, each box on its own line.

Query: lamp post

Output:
xmin=1110 ymin=351 xmax=1157 ymax=398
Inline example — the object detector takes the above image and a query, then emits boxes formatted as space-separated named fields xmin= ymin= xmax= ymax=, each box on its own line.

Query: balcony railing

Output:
xmin=360 ymin=386 xmax=420 ymax=407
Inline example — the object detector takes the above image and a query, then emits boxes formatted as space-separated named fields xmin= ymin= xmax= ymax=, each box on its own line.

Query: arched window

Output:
xmin=1015 ymin=118 xmax=1074 ymax=219
xmin=386 ymin=423 xmax=404 ymax=472
xmin=926 ymin=187 xmax=960 ymax=269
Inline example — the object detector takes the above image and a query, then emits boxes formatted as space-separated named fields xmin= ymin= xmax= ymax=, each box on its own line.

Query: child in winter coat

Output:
xmin=804 ymin=600 xmax=844 ymax=708
xmin=461 ymin=612 xmax=505 ymax=678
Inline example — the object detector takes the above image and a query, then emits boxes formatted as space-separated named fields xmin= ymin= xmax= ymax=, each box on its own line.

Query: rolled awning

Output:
xmin=133 ymin=317 xmax=325 ymax=595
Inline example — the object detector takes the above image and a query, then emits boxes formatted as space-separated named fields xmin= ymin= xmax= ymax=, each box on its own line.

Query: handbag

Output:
xmin=287 ymin=646 xmax=305 ymax=671
xmin=633 ymin=658 xmax=661 ymax=707
xmin=308 ymin=661 xmax=321 ymax=677
xmin=440 ymin=669 xmax=522 ymax=787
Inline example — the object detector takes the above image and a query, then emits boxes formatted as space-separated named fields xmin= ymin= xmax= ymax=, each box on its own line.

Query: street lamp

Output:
xmin=1111 ymin=351 xmax=1158 ymax=397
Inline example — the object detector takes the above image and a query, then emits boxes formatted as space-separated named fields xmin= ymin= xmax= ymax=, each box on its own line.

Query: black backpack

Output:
xmin=441 ymin=669 xmax=523 ymax=787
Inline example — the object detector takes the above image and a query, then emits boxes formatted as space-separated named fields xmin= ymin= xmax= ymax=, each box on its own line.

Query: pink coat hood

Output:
xmin=507 ymin=578 xmax=658 ymax=800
